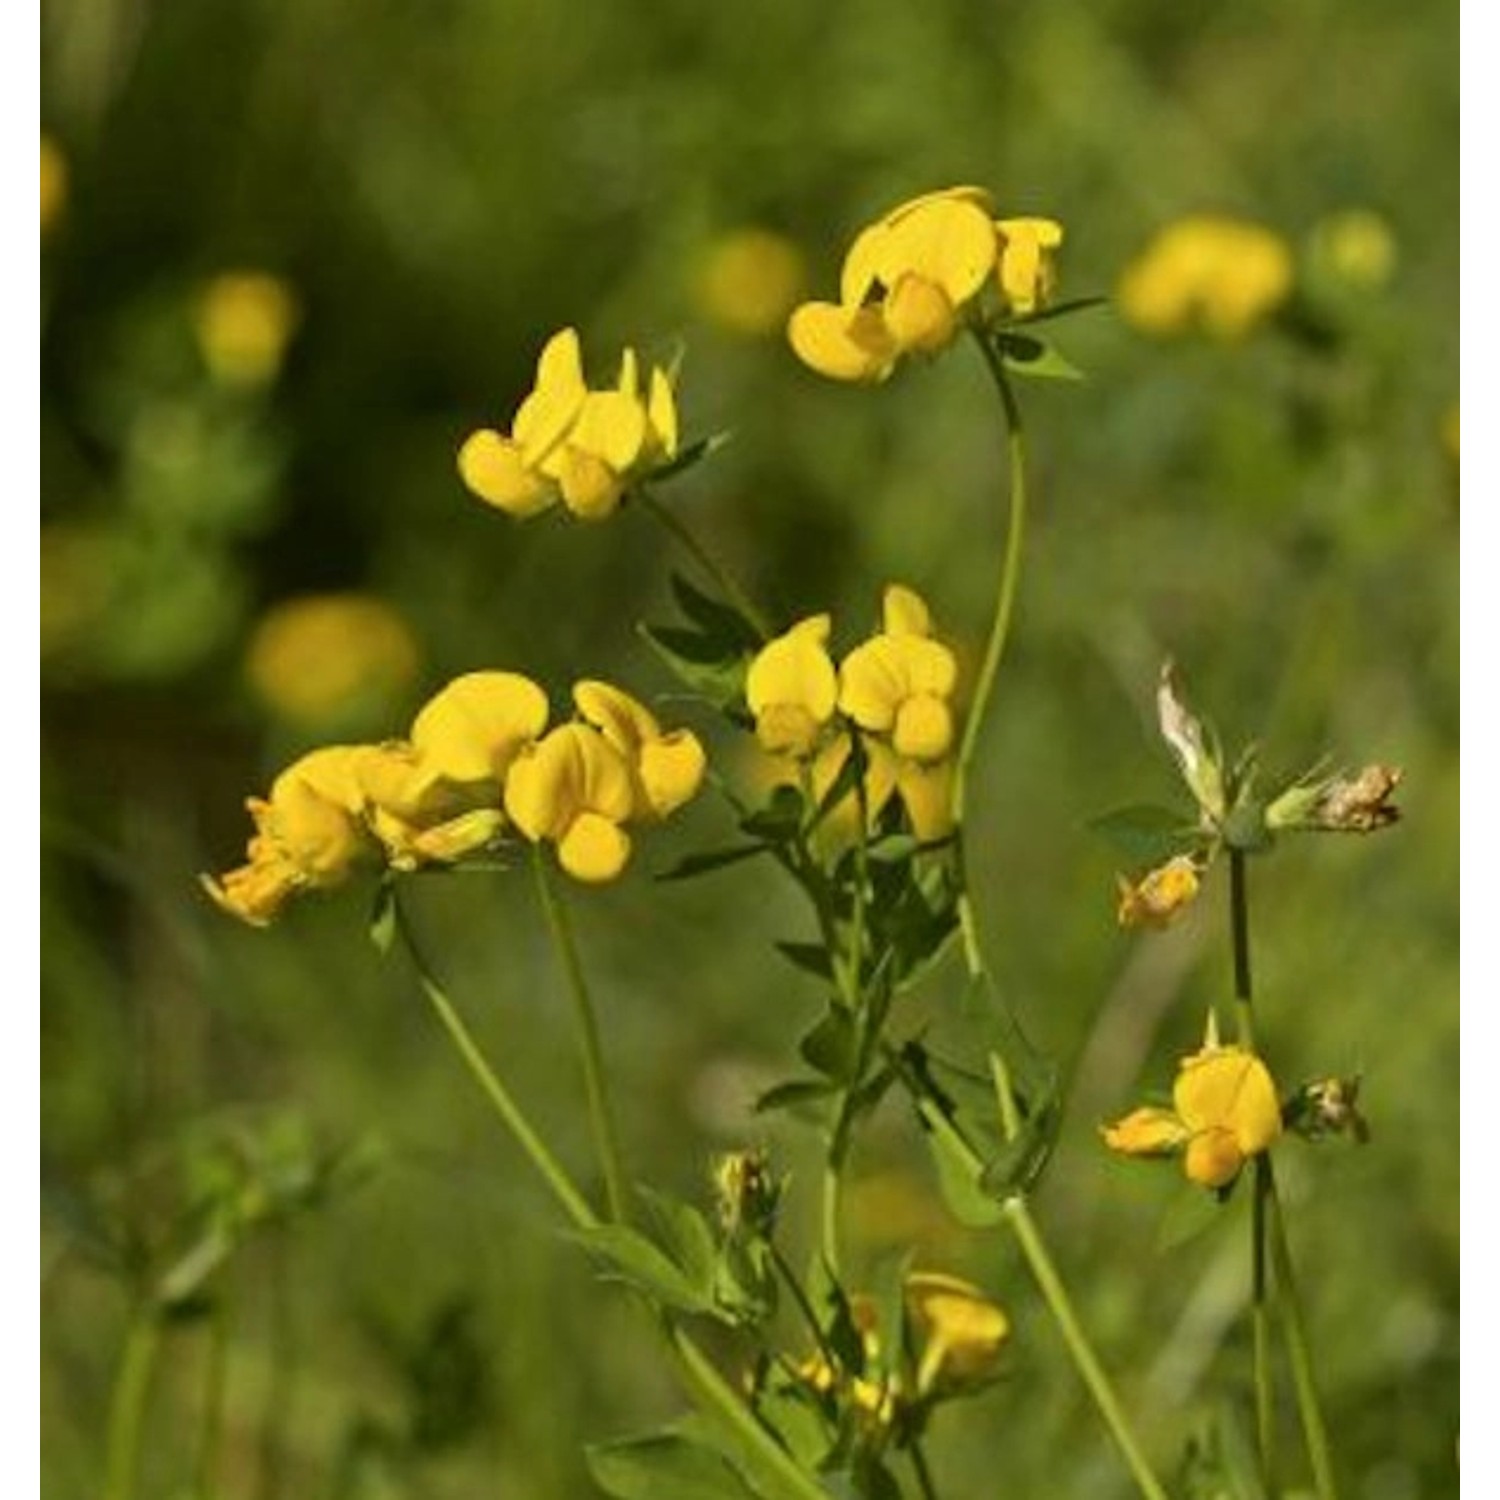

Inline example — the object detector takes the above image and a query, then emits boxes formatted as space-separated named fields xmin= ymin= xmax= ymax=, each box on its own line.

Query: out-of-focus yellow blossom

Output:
xmin=201 ymin=746 xmax=374 ymax=926
xmin=41 ymin=134 xmax=67 ymax=235
xmin=788 ymin=189 xmax=1065 ymax=382
xmin=1103 ymin=1043 xmax=1282 ymax=1189
xmin=245 ymin=593 xmax=420 ymax=727
xmin=995 ymin=217 xmax=1065 ymax=316
xmin=1308 ymin=208 xmax=1398 ymax=291
xmin=409 ymin=670 xmax=550 ymax=792
xmin=504 ymin=723 xmax=637 ymax=882
xmin=793 ymin=1294 xmax=896 ymax=1431
xmin=839 ymin=584 xmax=958 ymax=764
xmin=195 ymin=271 xmax=301 ymax=387
xmin=458 ymin=328 xmax=678 ymax=522
xmin=571 ymin=680 xmax=706 ymax=819
xmin=695 ymin=228 xmax=807 ymax=338
xmin=905 ymin=1272 xmax=1010 ymax=1396
xmin=1117 ymin=215 xmax=1293 ymax=341
xmin=745 ymin=614 xmax=839 ymax=757
xmin=1115 ymin=853 xmax=1201 ymax=929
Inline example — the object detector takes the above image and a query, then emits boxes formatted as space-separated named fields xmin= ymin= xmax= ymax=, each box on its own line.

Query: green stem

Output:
xmin=531 ymin=848 xmax=630 ymax=1223
xmin=1228 ymin=850 xmax=1273 ymax=1489
xmin=1267 ymin=1161 xmax=1340 ymax=1500
xmin=952 ymin=329 xmax=1029 ymax=979
xmin=392 ymin=887 xmax=599 ymax=1231
xmin=1003 ymin=1199 xmax=1170 ymax=1500
xmin=771 ymin=1242 xmax=836 ymax=1367
xmin=909 ymin=1437 xmax=941 ymax=1500
xmin=103 ymin=1309 xmax=161 ymax=1500
xmin=638 ymin=488 xmax=774 ymax=641
xmin=194 ymin=1292 xmax=231 ymax=1499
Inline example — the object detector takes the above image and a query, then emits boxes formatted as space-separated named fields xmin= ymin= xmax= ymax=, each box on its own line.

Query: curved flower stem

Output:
xmin=392 ymin=886 xmax=599 ymax=1230
xmin=638 ymin=487 xmax=774 ymax=641
xmin=908 ymin=1437 xmax=941 ymax=1500
xmin=1227 ymin=854 xmax=1339 ymax=1500
xmin=102 ymin=1307 xmax=161 ymax=1500
xmin=194 ymin=1289 xmax=231 ymax=1500
xmin=391 ymin=887 xmax=828 ymax=1500
xmin=531 ymin=848 xmax=630 ymax=1224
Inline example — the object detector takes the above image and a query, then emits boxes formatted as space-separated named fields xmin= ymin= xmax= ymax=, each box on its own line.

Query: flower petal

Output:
xmin=458 ymin=430 xmax=554 ymax=517
xmin=412 ymin=671 xmax=550 ymax=786
xmin=787 ymin=302 xmax=895 ymax=383
xmin=558 ymin=810 xmax=631 ymax=882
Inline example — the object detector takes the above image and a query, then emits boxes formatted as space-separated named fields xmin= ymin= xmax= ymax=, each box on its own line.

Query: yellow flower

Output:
xmin=353 ymin=740 xmax=504 ymax=871
xmin=571 ymin=680 xmax=706 ymax=819
xmin=1115 ymin=854 xmax=1201 ymax=929
xmin=839 ymin=584 xmax=958 ymax=764
xmin=244 ymin=593 xmax=420 ymax=728
xmin=811 ymin=732 xmax=953 ymax=847
xmin=745 ymin=614 xmax=839 ymax=757
xmin=458 ymin=328 xmax=678 ymax=522
xmin=41 ymin=134 xmax=67 ymax=236
xmin=905 ymin=1272 xmax=1010 ymax=1396
xmin=695 ymin=228 xmax=807 ymax=338
xmin=1102 ymin=1043 xmax=1282 ymax=1189
xmin=195 ymin=272 xmax=301 ymax=387
xmin=409 ymin=670 xmax=550 ymax=792
xmin=503 ymin=723 xmax=637 ymax=882
xmin=1117 ymin=215 xmax=1293 ymax=341
xmin=789 ymin=187 xmax=998 ymax=383
xmin=995 ymin=217 xmax=1065 ymax=317
xmin=201 ymin=746 xmax=374 ymax=926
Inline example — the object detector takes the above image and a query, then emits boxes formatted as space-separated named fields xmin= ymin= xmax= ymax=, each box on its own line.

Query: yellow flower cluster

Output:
xmin=1102 ymin=1042 xmax=1282 ymax=1189
xmin=1117 ymin=215 xmax=1293 ymax=341
xmin=788 ymin=186 xmax=1064 ymax=383
xmin=746 ymin=584 xmax=958 ymax=843
xmin=458 ymin=328 xmax=679 ymax=522
xmin=204 ymin=672 xmax=706 ymax=924
xmin=796 ymin=1270 xmax=1009 ymax=1427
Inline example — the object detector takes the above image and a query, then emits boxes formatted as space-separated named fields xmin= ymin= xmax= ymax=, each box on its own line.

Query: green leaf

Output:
xmin=568 ymin=1223 xmax=716 ymax=1315
xmin=368 ymin=880 xmax=396 ymax=955
xmin=978 ymin=1073 xmax=1062 ymax=1198
xmin=753 ymin=1383 xmax=832 ymax=1471
xmin=995 ymin=331 xmax=1085 ymax=381
xmin=1087 ymin=804 xmax=1194 ymax=866
xmin=587 ymin=1428 xmax=761 ymax=1500
xmin=1154 ymin=1179 xmax=1231 ymax=1254
xmin=656 ymin=844 xmax=770 ymax=882
xmin=1007 ymin=294 xmax=1110 ymax=327
xmin=862 ymin=833 xmax=920 ymax=865
xmin=752 ymin=1078 xmax=838 ymax=1116
xmin=638 ymin=621 xmax=749 ymax=708
xmin=670 ymin=571 xmax=761 ymax=652
xmin=740 ymin=785 xmax=806 ymax=842
xmin=774 ymin=942 xmax=833 ymax=980
xmin=646 ymin=429 xmax=733 ymax=484
xmin=638 ymin=1187 xmax=721 ymax=1301
xmin=915 ymin=1099 xmax=1003 ymax=1228
xmin=799 ymin=1007 xmax=859 ymax=1083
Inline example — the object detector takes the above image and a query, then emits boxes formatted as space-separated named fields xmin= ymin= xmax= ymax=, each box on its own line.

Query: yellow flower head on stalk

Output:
xmin=195 ymin=271 xmax=301 ymax=388
xmin=1102 ymin=1043 xmax=1282 ymax=1189
xmin=745 ymin=614 xmax=839 ymax=757
xmin=995 ymin=217 xmax=1065 ymax=317
xmin=409 ymin=670 xmax=550 ymax=794
xmin=571 ymin=680 xmax=707 ymax=820
xmin=905 ymin=1272 xmax=1010 ymax=1397
xmin=354 ymin=740 xmax=506 ymax=871
xmin=503 ymin=722 xmax=638 ymax=882
xmin=695 ymin=228 xmax=808 ymax=338
xmin=244 ymin=593 xmax=421 ymax=728
xmin=1116 ymin=853 xmax=1202 ymax=929
xmin=789 ymin=186 xmax=1000 ymax=383
xmin=1117 ymin=215 xmax=1293 ymax=341
xmin=458 ymin=328 xmax=678 ymax=522
xmin=839 ymin=584 xmax=959 ymax=765
xmin=201 ymin=746 xmax=375 ymax=926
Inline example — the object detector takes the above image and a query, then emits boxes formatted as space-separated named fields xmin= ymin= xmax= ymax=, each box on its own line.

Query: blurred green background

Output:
xmin=41 ymin=0 xmax=1457 ymax=1496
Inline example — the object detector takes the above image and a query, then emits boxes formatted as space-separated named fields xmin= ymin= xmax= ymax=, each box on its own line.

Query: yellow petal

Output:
xmin=1116 ymin=855 xmax=1201 ymax=929
xmin=458 ymin=430 xmax=553 ymax=517
xmin=995 ymin=218 xmax=1065 ymax=317
xmin=572 ymin=679 xmax=660 ymax=756
xmin=558 ymin=810 xmax=631 ymax=882
xmin=503 ymin=723 xmax=635 ymax=843
xmin=746 ymin=615 xmax=838 ymax=749
xmin=638 ymin=730 xmax=707 ymax=819
xmin=879 ymin=197 xmax=998 ymax=306
xmin=906 ymin=1271 xmax=1009 ymax=1394
xmin=882 ymin=274 xmax=958 ymax=355
xmin=1174 ymin=1045 xmax=1282 ymax=1155
xmin=412 ymin=671 xmax=549 ymax=786
xmin=894 ymin=756 xmax=953 ymax=840
xmin=409 ymin=807 xmax=506 ymax=864
xmin=513 ymin=327 xmax=589 ymax=463
xmin=787 ymin=302 xmax=895 ymax=383
xmin=568 ymin=390 xmax=648 ymax=473
xmin=263 ymin=776 xmax=368 ymax=884
xmin=270 ymin=745 xmax=373 ymax=816
xmin=617 ymin=345 xmax=640 ymax=399
xmin=881 ymin=185 xmax=996 ymax=227
xmin=647 ymin=367 xmax=678 ymax=458
xmin=892 ymin=694 xmax=953 ymax=762
xmin=200 ymin=857 xmax=301 ymax=928
xmin=1100 ymin=1106 xmax=1190 ymax=1157
xmin=839 ymin=221 xmax=893 ymax=306
xmin=882 ymin=584 xmax=932 ymax=638
xmin=837 ymin=638 xmax=906 ymax=732
xmin=1184 ymin=1128 xmax=1244 ymax=1189
xmin=556 ymin=448 xmax=626 ymax=520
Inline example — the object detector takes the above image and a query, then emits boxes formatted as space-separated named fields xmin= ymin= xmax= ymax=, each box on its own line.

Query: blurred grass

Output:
xmin=43 ymin=0 xmax=1456 ymax=1495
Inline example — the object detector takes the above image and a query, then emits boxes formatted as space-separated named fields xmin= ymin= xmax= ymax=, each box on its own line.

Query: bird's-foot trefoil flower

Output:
xmin=1103 ymin=1042 xmax=1283 ymax=1189
xmin=1116 ymin=853 xmax=1202 ymax=929
xmin=745 ymin=614 xmax=839 ymax=758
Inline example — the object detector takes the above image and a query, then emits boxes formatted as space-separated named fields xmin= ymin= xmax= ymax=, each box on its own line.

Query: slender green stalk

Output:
xmin=103 ymin=1309 xmax=161 ymax=1500
xmin=770 ymin=1241 xmax=836 ymax=1368
xmin=1266 ymin=1162 xmax=1340 ymax=1500
xmin=194 ymin=1292 xmax=231 ymax=1499
xmin=393 ymin=888 xmax=829 ymax=1499
xmin=1003 ymin=1198 xmax=1170 ymax=1500
xmin=392 ymin=889 xmax=599 ymax=1231
xmin=638 ymin=487 xmax=774 ymax=641
xmin=531 ymin=848 xmax=630 ymax=1223
xmin=909 ymin=1437 xmax=941 ymax=1500
xmin=1228 ymin=850 xmax=1274 ymax=1488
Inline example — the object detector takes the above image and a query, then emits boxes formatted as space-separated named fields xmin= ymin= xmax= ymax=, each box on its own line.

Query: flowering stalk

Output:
xmin=531 ymin=846 xmax=631 ymax=1223
xmin=102 ymin=1308 xmax=161 ymax=1500
xmin=1226 ymin=853 xmax=1340 ymax=1500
